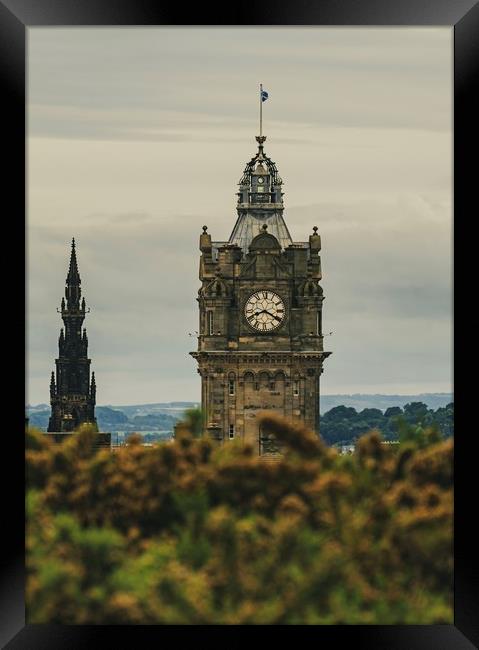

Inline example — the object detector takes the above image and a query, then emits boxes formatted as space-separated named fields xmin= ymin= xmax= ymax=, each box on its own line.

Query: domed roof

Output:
xmin=228 ymin=213 xmax=292 ymax=251
xmin=238 ymin=137 xmax=283 ymax=187
xmin=249 ymin=227 xmax=281 ymax=251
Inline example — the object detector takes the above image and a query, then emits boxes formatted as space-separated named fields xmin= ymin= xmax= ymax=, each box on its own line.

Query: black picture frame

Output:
xmin=2 ymin=0 xmax=477 ymax=647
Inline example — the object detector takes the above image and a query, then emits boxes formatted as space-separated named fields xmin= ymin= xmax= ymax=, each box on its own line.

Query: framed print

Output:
xmin=2 ymin=0 xmax=478 ymax=647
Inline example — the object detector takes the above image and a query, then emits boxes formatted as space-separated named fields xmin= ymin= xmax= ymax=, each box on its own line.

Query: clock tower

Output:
xmin=191 ymin=133 xmax=331 ymax=455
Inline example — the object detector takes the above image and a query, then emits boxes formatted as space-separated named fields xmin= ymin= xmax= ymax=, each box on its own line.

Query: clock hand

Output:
xmin=252 ymin=309 xmax=279 ymax=318
xmin=264 ymin=310 xmax=282 ymax=321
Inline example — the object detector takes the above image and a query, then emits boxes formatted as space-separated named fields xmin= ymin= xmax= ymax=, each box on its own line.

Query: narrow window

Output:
xmin=229 ymin=424 xmax=235 ymax=439
xmin=317 ymin=310 xmax=321 ymax=336
xmin=269 ymin=381 xmax=275 ymax=391
xmin=254 ymin=382 xmax=259 ymax=391
xmin=207 ymin=311 xmax=214 ymax=335
xmin=293 ymin=380 xmax=300 ymax=396
xmin=229 ymin=379 xmax=235 ymax=396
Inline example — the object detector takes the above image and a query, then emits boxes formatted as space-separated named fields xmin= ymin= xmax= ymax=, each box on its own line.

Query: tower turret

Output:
xmin=90 ymin=371 xmax=96 ymax=404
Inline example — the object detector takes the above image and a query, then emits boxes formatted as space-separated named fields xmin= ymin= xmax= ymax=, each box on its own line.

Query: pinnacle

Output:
xmin=66 ymin=237 xmax=81 ymax=286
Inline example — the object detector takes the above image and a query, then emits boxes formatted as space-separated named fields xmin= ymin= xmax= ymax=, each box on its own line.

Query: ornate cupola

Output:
xmin=48 ymin=239 xmax=97 ymax=432
xmin=229 ymin=133 xmax=293 ymax=251
xmin=237 ymin=135 xmax=284 ymax=208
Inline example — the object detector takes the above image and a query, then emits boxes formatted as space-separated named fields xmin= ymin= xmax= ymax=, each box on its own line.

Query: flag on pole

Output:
xmin=261 ymin=89 xmax=269 ymax=102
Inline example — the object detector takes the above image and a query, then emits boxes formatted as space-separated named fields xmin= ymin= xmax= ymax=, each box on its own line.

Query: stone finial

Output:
xmin=200 ymin=225 xmax=212 ymax=253
xmin=309 ymin=225 xmax=321 ymax=253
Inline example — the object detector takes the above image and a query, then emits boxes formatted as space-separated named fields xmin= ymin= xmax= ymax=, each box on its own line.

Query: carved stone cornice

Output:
xmin=190 ymin=350 xmax=331 ymax=365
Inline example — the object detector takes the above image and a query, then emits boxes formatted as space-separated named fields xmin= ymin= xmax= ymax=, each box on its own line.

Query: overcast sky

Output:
xmin=27 ymin=27 xmax=452 ymax=406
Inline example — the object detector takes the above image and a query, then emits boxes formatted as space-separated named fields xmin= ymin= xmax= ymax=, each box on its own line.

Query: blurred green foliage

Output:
xmin=322 ymin=401 xmax=454 ymax=445
xmin=26 ymin=417 xmax=452 ymax=624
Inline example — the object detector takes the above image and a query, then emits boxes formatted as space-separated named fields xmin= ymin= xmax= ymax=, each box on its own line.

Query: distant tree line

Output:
xmin=321 ymin=401 xmax=453 ymax=446
xmin=27 ymin=406 xmax=178 ymax=434
xmin=27 ymin=401 xmax=454 ymax=446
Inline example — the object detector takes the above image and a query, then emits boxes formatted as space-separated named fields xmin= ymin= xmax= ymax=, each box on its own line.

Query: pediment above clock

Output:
xmin=249 ymin=231 xmax=281 ymax=252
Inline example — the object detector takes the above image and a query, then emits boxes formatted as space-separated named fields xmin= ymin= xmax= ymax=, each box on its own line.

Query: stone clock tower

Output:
xmin=191 ymin=134 xmax=331 ymax=455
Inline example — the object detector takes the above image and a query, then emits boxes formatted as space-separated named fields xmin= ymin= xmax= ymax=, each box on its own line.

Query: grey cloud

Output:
xmin=28 ymin=27 xmax=451 ymax=140
xmin=27 ymin=27 xmax=452 ymax=403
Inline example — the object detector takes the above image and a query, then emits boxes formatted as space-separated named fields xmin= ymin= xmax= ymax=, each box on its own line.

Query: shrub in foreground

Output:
xmin=26 ymin=419 xmax=452 ymax=624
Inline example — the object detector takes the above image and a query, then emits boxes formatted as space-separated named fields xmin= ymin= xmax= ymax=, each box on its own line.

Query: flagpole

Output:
xmin=259 ymin=83 xmax=262 ymax=137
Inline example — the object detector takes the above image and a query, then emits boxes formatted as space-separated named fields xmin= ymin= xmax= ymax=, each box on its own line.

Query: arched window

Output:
xmin=258 ymin=371 xmax=270 ymax=388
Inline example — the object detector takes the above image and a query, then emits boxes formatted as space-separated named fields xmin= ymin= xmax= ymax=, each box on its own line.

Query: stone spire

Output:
xmin=48 ymin=239 xmax=97 ymax=432
xmin=65 ymin=238 xmax=82 ymax=310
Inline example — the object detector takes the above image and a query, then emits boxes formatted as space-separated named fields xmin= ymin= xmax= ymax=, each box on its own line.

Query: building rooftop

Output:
xmin=227 ymin=211 xmax=293 ymax=252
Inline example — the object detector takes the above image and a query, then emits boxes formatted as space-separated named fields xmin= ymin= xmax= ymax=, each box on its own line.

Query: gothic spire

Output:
xmin=66 ymin=237 xmax=81 ymax=287
xmin=48 ymin=238 xmax=97 ymax=432
xmin=65 ymin=237 xmax=82 ymax=311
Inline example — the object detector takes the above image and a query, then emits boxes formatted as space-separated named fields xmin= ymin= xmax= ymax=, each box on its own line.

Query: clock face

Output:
xmin=244 ymin=290 xmax=285 ymax=332
xmin=257 ymin=177 xmax=264 ymax=184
